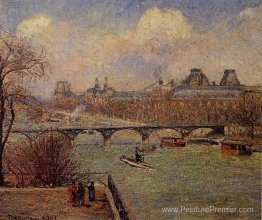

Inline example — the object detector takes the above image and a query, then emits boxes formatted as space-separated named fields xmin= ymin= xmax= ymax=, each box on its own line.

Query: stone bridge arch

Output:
xmin=110 ymin=128 xmax=142 ymax=147
xmin=73 ymin=130 xmax=104 ymax=148
xmin=149 ymin=128 xmax=182 ymax=145
xmin=188 ymin=127 xmax=215 ymax=137
xmin=187 ymin=126 xmax=225 ymax=138
xmin=94 ymin=127 xmax=155 ymax=148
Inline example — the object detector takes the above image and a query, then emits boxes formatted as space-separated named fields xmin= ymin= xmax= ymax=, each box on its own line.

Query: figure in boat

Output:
xmin=135 ymin=146 xmax=144 ymax=163
xmin=120 ymin=147 xmax=153 ymax=170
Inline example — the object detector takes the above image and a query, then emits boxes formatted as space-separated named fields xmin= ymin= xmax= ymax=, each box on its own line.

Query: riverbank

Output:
xmin=0 ymin=187 xmax=113 ymax=220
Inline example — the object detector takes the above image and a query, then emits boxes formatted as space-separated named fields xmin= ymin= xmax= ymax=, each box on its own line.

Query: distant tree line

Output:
xmin=88 ymin=98 xmax=241 ymax=125
xmin=84 ymin=93 xmax=261 ymax=138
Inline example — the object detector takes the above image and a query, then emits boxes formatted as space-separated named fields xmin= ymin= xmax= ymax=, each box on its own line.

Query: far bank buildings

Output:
xmin=55 ymin=68 xmax=261 ymax=102
xmin=53 ymin=68 xmax=261 ymax=125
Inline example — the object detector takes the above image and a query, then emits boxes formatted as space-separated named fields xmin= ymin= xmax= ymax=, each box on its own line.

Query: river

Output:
xmin=76 ymin=131 xmax=261 ymax=220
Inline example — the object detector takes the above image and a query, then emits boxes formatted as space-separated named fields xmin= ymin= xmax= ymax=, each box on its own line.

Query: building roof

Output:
xmin=143 ymin=79 xmax=175 ymax=92
xmin=86 ymin=87 xmax=104 ymax=94
xmin=168 ymin=86 xmax=244 ymax=99
xmin=185 ymin=68 xmax=210 ymax=87
xmin=220 ymin=69 xmax=240 ymax=86
xmin=110 ymin=91 xmax=151 ymax=100
xmin=242 ymin=85 xmax=262 ymax=94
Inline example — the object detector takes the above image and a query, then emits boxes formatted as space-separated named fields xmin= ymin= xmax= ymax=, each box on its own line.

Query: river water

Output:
xmin=76 ymin=131 xmax=261 ymax=220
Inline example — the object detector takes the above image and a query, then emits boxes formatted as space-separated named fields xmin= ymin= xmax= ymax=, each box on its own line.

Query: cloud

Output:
xmin=128 ymin=6 xmax=262 ymax=85
xmin=15 ymin=6 xmax=262 ymax=96
xmin=110 ymin=7 xmax=192 ymax=83
xmin=133 ymin=7 xmax=192 ymax=45
xmin=238 ymin=5 xmax=262 ymax=21
xmin=16 ymin=13 xmax=53 ymax=38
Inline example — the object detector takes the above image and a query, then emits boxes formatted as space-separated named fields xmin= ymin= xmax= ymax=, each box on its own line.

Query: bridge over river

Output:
xmin=12 ymin=125 xmax=225 ymax=147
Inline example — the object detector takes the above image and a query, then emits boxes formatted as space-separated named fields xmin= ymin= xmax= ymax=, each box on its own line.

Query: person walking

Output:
xmin=68 ymin=180 xmax=77 ymax=206
xmin=76 ymin=182 xmax=85 ymax=206
xmin=87 ymin=181 xmax=95 ymax=202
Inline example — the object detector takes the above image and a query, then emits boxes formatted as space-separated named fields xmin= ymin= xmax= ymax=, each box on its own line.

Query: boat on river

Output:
xmin=120 ymin=155 xmax=153 ymax=170
xmin=160 ymin=137 xmax=186 ymax=147
xmin=187 ymin=138 xmax=219 ymax=146
xmin=221 ymin=139 xmax=252 ymax=156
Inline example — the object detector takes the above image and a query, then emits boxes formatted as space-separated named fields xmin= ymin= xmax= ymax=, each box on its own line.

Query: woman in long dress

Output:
xmin=88 ymin=181 xmax=95 ymax=202
xmin=68 ymin=180 xmax=77 ymax=206
xmin=76 ymin=182 xmax=85 ymax=205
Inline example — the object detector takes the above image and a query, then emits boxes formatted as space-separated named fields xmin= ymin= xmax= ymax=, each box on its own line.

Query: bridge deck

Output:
xmin=12 ymin=125 xmax=226 ymax=133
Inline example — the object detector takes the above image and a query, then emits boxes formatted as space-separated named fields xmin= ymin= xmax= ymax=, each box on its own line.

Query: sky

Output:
xmin=0 ymin=0 xmax=261 ymax=95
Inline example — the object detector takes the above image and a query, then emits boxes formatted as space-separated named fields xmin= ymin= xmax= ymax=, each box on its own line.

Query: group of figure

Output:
xmin=68 ymin=180 xmax=95 ymax=206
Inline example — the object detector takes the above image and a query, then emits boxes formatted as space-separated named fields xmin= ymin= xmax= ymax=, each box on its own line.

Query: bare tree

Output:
xmin=234 ymin=94 xmax=262 ymax=138
xmin=4 ymin=130 xmax=79 ymax=187
xmin=0 ymin=32 xmax=48 ymax=186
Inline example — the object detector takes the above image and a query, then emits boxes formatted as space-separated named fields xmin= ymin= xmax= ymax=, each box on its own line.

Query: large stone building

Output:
xmin=50 ymin=69 xmax=261 ymax=126
xmin=53 ymin=68 xmax=251 ymax=104
xmin=169 ymin=69 xmax=243 ymax=99
xmin=110 ymin=91 xmax=151 ymax=100
xmin=53 ymin=69 xmax=245 ymax=101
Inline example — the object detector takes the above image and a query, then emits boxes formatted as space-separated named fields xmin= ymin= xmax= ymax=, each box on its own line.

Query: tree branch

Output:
xmin=2 ymin=99 xmax=15 ymax=148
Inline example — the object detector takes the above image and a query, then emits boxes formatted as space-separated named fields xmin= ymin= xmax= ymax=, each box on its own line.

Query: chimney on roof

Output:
xmin=104 ymin=77 xmax=108 ymax=90
xmin=94 ymin=77 xmax=101 ymax=89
